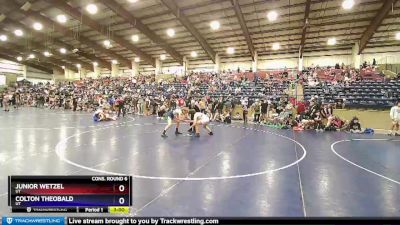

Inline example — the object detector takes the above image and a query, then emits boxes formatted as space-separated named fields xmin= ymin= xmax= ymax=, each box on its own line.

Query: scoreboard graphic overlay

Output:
xmin=8 ymin=176 xmax=132 ymax=213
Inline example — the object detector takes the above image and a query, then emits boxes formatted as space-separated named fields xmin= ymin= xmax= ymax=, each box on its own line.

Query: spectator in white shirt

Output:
xmin=389 ymin=101 xmax=400 ymax=136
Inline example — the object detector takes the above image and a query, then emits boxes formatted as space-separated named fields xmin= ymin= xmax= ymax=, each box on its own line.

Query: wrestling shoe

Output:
xmin=161 ymin=133 xmax=168 ymax=138
xmin=175 ymin=131 xmax=183 ymax=135
xmin=195 ymin=133 xmax=200 ymax=137
xmin=209 ymin=132 xmax=213 ymax=135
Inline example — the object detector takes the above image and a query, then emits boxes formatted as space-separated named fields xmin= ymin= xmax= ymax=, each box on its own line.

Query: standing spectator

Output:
xmin=260 ymin=99 xmax=268 ymax=123
xmin=217 ymin=99 xmax=224 ymax=117
xmin=72 ymin=96 xmax=78 ymax=111
xmin=11 ymin=92 xmax=17 ymax=109
xmin=132 ymin=95 xmax=138 ymax=114
xmin=3 ymin=92 xmax=9 ymax=111
xmin=38 ymin=94 xmax=45 ymax=108
xmin=389 ymin=101 xmax=400 ymax=136
xmin=242 ymin=102 xmax=248 ymax=124
xmin=15 ymin=91 xmax=20 ymax=109
xmin=138 ymin=96 xmax=144 ymax=115
xmin=210 ymin=99 xmax=218 ymax=121
xmin=116 ymin=96 xmax=125 ymax=118
xmin=252 ymin=99 xmax=261 ymax=123
xmin=0 ymin=92 xmax=3 ymax=108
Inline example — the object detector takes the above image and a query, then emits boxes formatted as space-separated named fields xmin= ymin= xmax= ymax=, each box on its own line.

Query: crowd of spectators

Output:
xmin=1 ymin=69 xmax=398 ymax=134
xmin=300 ymin=63 xmax=380 ymax=86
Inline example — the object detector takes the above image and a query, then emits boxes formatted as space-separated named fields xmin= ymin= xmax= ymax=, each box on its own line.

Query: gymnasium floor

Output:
xmin=0 ymin=108 xmax=399 ymax=217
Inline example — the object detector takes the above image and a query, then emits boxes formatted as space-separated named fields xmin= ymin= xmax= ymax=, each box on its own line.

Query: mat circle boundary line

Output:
xmin=55 ymin=123 xmax=307 ymax=181
xmin=331 ymin=138 xmax=400 ymax=185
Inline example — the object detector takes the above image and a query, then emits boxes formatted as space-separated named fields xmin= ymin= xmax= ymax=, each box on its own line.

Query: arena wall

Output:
xmin=363 ymin=46 xmax=400 ymax=62
xmin=231 ymin=105 xmax=391 ymax=131
xmin=334 ymin=109 xmax=391 ymax=131
xmin=0 ymin=59 xmax=53 ymax=84
xmin=1 ymin=47 xmax=400 ymax=79
xmin=153 ymin=48 xmax=397 ymax=74
xmin=258 ymin=55 xmax=298 ymax=70
xmin=0 ymin=59 xmax=23 ymax=75
xmin=25 ymin=67 xmax=53 ymax=80
xmin=220 ymin=56 xmax=252 ymax=71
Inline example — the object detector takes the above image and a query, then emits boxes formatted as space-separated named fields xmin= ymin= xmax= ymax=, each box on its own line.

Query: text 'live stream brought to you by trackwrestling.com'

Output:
xmin=2 ymin=217 xmax=221 ymax=225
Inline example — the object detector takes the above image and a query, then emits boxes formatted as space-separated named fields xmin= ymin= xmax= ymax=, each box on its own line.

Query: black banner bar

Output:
xmin=66 ymin=217 xmax=400 ymax=225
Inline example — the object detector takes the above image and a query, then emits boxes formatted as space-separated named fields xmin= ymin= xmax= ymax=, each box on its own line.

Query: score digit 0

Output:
xmin=119 ymin=197 xmax=125 ymax=205
xmin=118 ymin=185 xmax=125 ymax=192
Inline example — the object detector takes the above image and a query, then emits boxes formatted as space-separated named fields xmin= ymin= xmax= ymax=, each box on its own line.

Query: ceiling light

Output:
xmin=191 ymin=51 xmax=198 ymax=58
xmin=14 ymin=29 xmax=23 ymax=37
xmin=76 ymin=64 xmax=81 ymax=68
xmin=86 ymin=3 xmax=98 ymax=14
xmin=327 ymin=37 xmax=336 ymax=45
xmin=166 ymin=28 xmax=175 ymax=37
xmin=267 ymin=11 xmax=278 ymax=21
xmin=103 ymin=39 xmax=111 ymax=48
xmin=395 ymin=32 xmax=400 ymax=40
xmin=93 ymin=62 xmax=98 ymax=67
xmin=43 ymin=51 xmax=51 ymax=57
xmin=128 ymin=0 xmax=138 ymax=2
xmin=160 ymin=54 xmax=166 ymax=60
xmin=28 ymin=54 xmax=35 ymax=59
xmin=57 ymin=14 xmax=67 ymax=23
xmin=272 ymin=42 xmax=280 ymax=50
xmin=60 ymin=48 xmax=67 ymax=54
xmin=210 ymin=20 xmax=220 ymax=30
xmin=0 ymin=35 xmax=7 ymax=41
xmin=17 ymin=56 xmax=23 ymax=61
xmin=134 ymin=57 xmax=140 ymax=63
xmin=112 ymin=60 xmax=118 ymax=64
xmin=131 ymin=34 xmax=139 ymax=42
xmin=61 ymin=66 xmax=65 ymax=69
xmin=226 ymin=47 xmax=235 ymax=54
xmin=342 ymin=0 xmax=354 ymax=10
xmin=33 ymin=22 xmax=43 ymax=31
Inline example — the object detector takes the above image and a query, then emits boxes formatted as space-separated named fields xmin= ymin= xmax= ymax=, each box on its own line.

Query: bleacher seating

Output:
xmin=314 ymin=68 xmax=344 ymax=81
xmin=133 ymin=81 xmax=289 ymax=100
xmin=303 ymin=67 xmax=384 ymax=82
xmin=303 ymin=79 xmax=400 ymax=108
xmin=360 ymin=68 xmax=383 ymax=81
xmin=230 ymin=70 xmax=293 ymax=81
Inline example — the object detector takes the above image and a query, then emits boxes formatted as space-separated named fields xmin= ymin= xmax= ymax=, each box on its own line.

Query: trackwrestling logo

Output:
xmin=2 ymin=217 xmax=64 ymax=225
